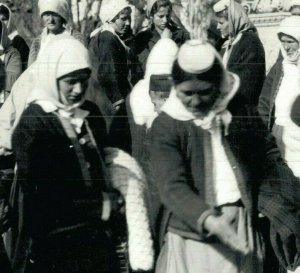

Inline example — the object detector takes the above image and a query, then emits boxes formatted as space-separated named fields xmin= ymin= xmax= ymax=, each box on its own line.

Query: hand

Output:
xmin=203 ymin=214 xmax=248 ymax=254
xmin=161 ymin=28 xmax=172 ymax=39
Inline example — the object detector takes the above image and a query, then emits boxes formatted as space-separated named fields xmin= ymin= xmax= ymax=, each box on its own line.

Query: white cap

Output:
xmin=213 ymin=0 xmax=230 ymax=13
xmin=99 ymin=0 xmax=130 ymax=23
xmin=177 ymin=40 xmax=216 ymax=74
xmin=39 ymin=0 xmax=70 ymax=22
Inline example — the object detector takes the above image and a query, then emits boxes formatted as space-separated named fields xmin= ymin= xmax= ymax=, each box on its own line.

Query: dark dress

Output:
xmin=225 ymin=31 xmax=266 ymax=106
xmin=7 ymin=101 xmax=119 ymax=273
xmin=11 ymin=35 xmax=29 ymax=71
xmin=150 ymin=96 xmax=300 ymax=270
xmin=133 ymin=24 xmax=189 ymax=82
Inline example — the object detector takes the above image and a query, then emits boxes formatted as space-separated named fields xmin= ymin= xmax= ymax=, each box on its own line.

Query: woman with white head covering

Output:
xmin=87 ymin=0 xmax=133 ymax=152
xmin=5 ymin=37 xmax=119 ymax=273
xmin=28 ymin=0 xmax=85 ymax=66
xmin=213 ymin=0 xmax=265 ymax=106
xmin=151 ymin=40 xmax=300 ymax=273
xmin=258 ymin=16 xmax=300 ymax=181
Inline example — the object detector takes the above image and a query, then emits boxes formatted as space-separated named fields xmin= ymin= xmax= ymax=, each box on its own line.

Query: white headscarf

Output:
xmin=28 ymin=36 xmax=90 ymax=112
xmin=278 ymin=16 xmax=300 ymax=64
xmin=99 ymin=0 xmax=130 ymax=23
xmin=130 ymin=38 xmax=178 ymax=128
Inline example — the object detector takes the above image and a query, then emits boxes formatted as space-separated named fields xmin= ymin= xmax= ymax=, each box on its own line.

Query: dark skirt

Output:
xmin=24 ymin=225 xmax=119 ymax=273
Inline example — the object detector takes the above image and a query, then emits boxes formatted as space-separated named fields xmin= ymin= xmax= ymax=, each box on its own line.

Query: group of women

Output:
xmin=0 ymin=0 xmax=299 ymax=273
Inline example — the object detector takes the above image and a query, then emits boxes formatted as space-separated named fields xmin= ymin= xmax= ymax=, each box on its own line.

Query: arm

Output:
xmin=89 ymin=32 xmax=124 ymax=107
xmin=257 ymin=63 xmax=278 ymax=129
xmin=229 ymin=34 xmax=266 ymax=106
xmin=150 ymin=115 xmax=217 ymax=234
xmin=4 ymin=48 xmax=22 ymax=93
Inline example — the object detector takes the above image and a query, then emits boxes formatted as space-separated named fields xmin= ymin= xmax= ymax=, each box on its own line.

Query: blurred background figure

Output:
xmin=28 ymin=0 xmax=85 ymax=66
xmin=0 ymin=3 xmax=29 ymax=71
xmin=0 ymin=20 xmax=21 ymax=108
xmin=290 ymin=0 xmax=300 ymax=15
xmin=213 ymin=0 xmax=265 ymax=106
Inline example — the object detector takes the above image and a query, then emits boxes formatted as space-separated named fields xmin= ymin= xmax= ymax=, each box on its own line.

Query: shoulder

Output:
xmin=152 ymin=112 xmax=182 ymax=137
xmin=240 ymin=31 xmax=264 ymax=49
xmin=81 ymin=100 xmax=102 ymax=116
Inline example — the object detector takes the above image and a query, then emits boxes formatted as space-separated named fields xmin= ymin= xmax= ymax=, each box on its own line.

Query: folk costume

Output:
xmin=213 ymin=0 xmax=265 ymax=106
xmin=5 ymin=38 xmax=118 ymax=273
xmin=129 ymin=38 xmax=178 ymax=244
xmin=28 ymin=0 xmax=85 ymax=67
xmin=258 ymin=16 xmax=300 ymax=179
xmin=151 ymin=41 xmax=300 ymax=273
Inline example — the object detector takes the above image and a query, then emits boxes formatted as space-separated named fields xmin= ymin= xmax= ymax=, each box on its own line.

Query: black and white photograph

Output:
xmin=0 ymin=0 xmax=299 ymax=272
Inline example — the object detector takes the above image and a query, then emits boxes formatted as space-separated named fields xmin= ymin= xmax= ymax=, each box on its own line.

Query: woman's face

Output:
xmin=152 ymin=6 xmax=171 ymax=33
xmin=175 ymin=79 xmax=220 ymax=117
xmin=216 ymin=16 xmax=230 ymax=38
xmin=42 ymin=12 xmax=65 ymax=34
xmin=280 ymin=34 xmax=299 ymax=57
xmin=58 ymin=69 xmax=90 ymax=106
xmin=113 ymin=8 xmax=132 ymax=36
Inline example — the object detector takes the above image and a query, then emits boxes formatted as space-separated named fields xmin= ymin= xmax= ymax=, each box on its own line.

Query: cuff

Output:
xmin=197 ymin=208 xmax=221 ymax=237
xmin=112 ymin=99 xmax=125 ymax=108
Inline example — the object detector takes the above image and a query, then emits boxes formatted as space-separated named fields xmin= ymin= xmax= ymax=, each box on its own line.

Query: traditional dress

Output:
xmin=151 ymin=41 xmax=300 ymax=273
xmin=213 ymin=0 xmax=265 ymax=106
xmin=5 ymin=38 xmax=119 ymax=273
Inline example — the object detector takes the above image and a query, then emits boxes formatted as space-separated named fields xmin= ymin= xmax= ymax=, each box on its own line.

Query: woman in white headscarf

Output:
xmin=258 ymin=16 xmax=300 ymax=179
xmin=28 ymin=0 xmax=85 ymax=66
xmin=5 ymin=37 xmax=120 ymax=273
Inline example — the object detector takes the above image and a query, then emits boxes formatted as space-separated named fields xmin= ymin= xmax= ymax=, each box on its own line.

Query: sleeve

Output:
xmin=150 ymin=116 xmax=218 ymax=234
xmin=27 ymin=38 xmax=40 ymax=67
xmin=257 ymin=63 xmax=277 ymax=128
xmin=12 ymin=36 xmax=29 ymax=71
xmin=89 ymin=32 xmax=124 ymax=106
xmin=4 ymin=48 xmax=22 ymax=92
xmin=229 ymin=35 xmax=266 ymax=106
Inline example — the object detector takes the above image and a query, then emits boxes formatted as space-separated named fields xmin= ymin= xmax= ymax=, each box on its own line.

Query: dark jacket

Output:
xmin=226 ymin=31 xmax=266 ymax=106
xmin=88 ymin=30 xmax=131 ymax=107
xmin=7 ymin=102 xmax=117 ymax=273
xmin=150 ymin=96 xmax=300 ymax=269
xmin=133 ymin=25 xmax=189 ymax=81
xmin=257 ymin=55 xmax=283 ymax=130
xmin=11 ymin=35 xmax=29 ymax=71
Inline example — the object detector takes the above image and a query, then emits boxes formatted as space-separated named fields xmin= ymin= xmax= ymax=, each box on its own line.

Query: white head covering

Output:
xmin=28 ymin=36 xmax=90 ymax=111
xmin=278 ymin=16 xmax=300 ymax=63
xmin=99 ymin=0 xmax=130 ymax=23
xmin=0 ymin=21 xmax=11 ymax=55
xmin=39 ymin=0 xmax=70 ymax=23
xmin=162 ymin=40 xmax=240 ymax=132
xmin=130 ymin=38 xmax=178 ymax=128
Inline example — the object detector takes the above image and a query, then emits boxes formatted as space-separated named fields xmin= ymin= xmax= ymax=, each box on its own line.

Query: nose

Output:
xmin=162 ymin=16 xmax=167 ymax=24
xmin=283 ymin=42 xmax=290 ymax=52
xmin=125 ymin=19 xmax=130 ymax=26
xmin=217 ymin=23 xmax=221 ymax=30
xmin=72 ymin=82 xmax=83 ymax=94
xmin=190 ymin=95 xmax=201 ymax=108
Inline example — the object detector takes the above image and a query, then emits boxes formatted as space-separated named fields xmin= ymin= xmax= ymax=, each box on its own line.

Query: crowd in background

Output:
xmin=0 ymin=0 xmax=299 ymax=273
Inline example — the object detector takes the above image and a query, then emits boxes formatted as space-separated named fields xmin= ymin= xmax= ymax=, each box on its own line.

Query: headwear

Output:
xmin=147 ymin=0 xmax=157 ymax=17
xmin=0 ymin=4 xmax=15 ymax=36
xmin=162 ymin=40 xmax=240 ymax=132
xmin=130 ymin=38 xmax=178 ymax=128
xmin=28 ymin=36 xmax=91 ymax=111
xmin=99 ymin=0 xmax=130 ymax=23
xmin=213 ymin=0 xmax=255 ymax=39
xmin=39 ymin=0 xmax=70 ymax=23
xmin=149 ymin=74 xmax=172 ymax=92
xmin=177 ymin=40 xmax=216 ymax=74
xmin=278 ymin=16 xmax=300 ymax=63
